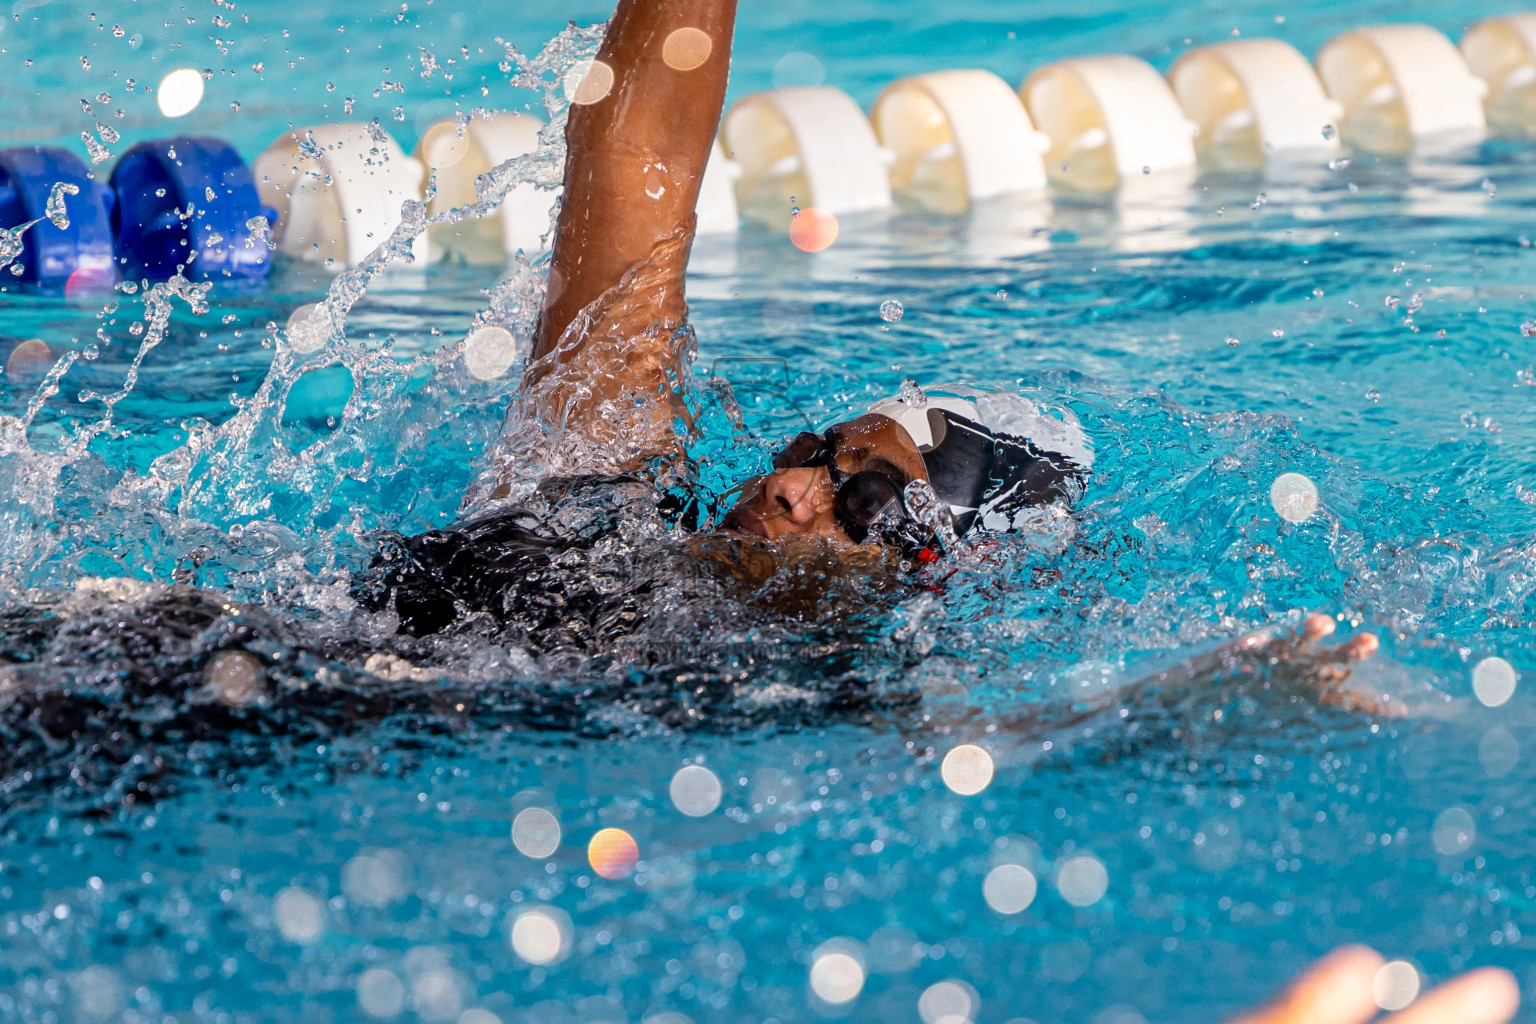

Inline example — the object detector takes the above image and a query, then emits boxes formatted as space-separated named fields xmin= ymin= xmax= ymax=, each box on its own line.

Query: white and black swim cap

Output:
xmin=869 ymin=385 xmax=1092 ymax=537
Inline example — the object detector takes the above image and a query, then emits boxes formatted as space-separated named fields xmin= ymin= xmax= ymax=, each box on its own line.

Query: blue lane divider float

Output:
xmin=0 ymin=146 xmax=116 ymax=290
xmin=109 ymin=136 xmax=274 ymax=283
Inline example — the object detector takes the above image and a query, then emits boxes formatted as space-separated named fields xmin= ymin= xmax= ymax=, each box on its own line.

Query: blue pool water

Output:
xmin=3 ymin=1 xmax=1536 ymax=1023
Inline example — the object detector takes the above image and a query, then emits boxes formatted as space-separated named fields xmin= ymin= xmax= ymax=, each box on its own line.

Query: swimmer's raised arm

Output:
xmin=533 ymin=0 xmax=738 ymax=360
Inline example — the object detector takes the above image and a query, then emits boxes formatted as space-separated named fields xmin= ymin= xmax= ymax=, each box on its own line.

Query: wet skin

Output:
xmin=719 ymin=413 xmax=929 ymax=547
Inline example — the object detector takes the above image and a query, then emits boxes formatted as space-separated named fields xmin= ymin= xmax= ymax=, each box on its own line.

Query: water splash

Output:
xmin=45 ymin=181 xmax=79 ymax=229
xmin=0 ymin=22 xmax=609 ymax=606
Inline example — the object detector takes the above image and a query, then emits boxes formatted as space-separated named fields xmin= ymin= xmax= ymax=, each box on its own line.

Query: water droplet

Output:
xmin=879 ymin=299 xmax=904 ymax=323
xmin=1519 ymin=320 xmax=1536 ymax=338
xmin=1249 ymin=191 xmax=1267 ymax=210
xmin=1321 ymin=124 xmax=1336 ymax=141
xmin=45 ymin=182 xmax=80 ymax=228
xmin=1225 ymin=336 xmax=1240 ymax=347
xmin=1141 ymin=165 xmax=1151 ymax=175
xmin=1328 ymin=156 xmax=1351 ymax=171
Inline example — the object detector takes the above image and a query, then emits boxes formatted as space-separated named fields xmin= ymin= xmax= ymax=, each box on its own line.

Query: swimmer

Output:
xmin=371 ymin=0 xmax=1380 ymax=713
xmin=377 ymin=0 xmax=1093 ymax=635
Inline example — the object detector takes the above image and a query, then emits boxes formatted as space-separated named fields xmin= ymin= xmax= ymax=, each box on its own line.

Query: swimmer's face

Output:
xmin=720 ymin=414 xmax=929 ymax=547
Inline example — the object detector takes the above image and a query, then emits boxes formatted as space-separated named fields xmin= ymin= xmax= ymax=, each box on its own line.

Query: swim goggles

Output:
xmin=771 ymin=431 xmax=937 ymax=556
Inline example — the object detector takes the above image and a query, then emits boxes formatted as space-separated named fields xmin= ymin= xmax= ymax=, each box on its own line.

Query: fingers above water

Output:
xmin=1230 ymin=945 xmax=1384 ymax=1024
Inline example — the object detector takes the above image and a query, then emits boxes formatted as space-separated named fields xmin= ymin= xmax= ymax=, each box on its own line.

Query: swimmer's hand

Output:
xmin=1223 ymin=612 xmax=1396 ymax=715
xmin=1127 ymin=611 xmax=1395 ymax=717
xmin=1228 ymin=946 xmax=1518 ymax=1024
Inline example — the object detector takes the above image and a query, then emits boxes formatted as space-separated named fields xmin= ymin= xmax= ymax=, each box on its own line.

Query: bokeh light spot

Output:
xmin=274 ymin=887 xmax=325 ymax=944
xmin=564 ymin=60 xmax=615 ymax=106
xmin=6 ymin=338 xmax=53 ymax=386
xmin=356 ymin=968 xmax=405 ymax=1019
xmin=1372 ymin=961 xmax=1420 ymax=1011
xmin=1479 ymin=726 xmax=1520 ymax=778
xmin=157 ymin=68 xmax=206 ymax=117
xmin=463 ymin=325 xmax=517 ymax=380
xmin=662 ymin=27 xmax=713 ymax=71
xmin=588 ymin=827 xmax=639 ymax=879
xmin=286 ymin=303 xmax=329 ymax=353
xmin=64 ymin=265 xmax=114 ymax=299
xmin=458 ymin=1011 xmax=503 ymax=1024
xmin=510 ymin=906 xmax=571 ymax=965
xmin=773 ymin=51 xmax=826 ymax=89
xmin=789 ymin=207 xmax=839 ymax=253
xmin=341 ymin=848 xmax=409 ymax=908
xmin=940 ymin=744 xmax=993 ymax=796
xmin=203 ymin=650 xmax=264 ymax=706
xmin=919 ymin=980 xmax=978 ymax=1024
xmin=983 ymin=863 xmax=1038 ymax=914
xmin=1270 ymin=472 xmax=1319 ymax=523
xmin=1057 ymin=855 xmax=1109 ymax=907
xmin=808 ymin=942 xmax=865 ymax=1005
xmin=511 ymin=807 xmax=561 ymax=859
xmin=71 ymin=966 xmax=125 ymax=1020
xmin=1472 ymin=656 xmax=1517 ymax=707
xmin=411 ymin=968 xmax=464 ymax=1023
xmin=1432 ymin=807 xmax=1475 ymax=855
xmin=669 ymin=764 xmax=723 ymax=817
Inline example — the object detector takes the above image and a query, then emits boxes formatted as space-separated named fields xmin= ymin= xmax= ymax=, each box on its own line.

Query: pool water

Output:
xmin=3 ymin=1 xmax=1536 ymax=1023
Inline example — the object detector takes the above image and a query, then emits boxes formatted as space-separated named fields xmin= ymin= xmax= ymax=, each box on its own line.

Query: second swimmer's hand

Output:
xmin=1228 ymin=946 xmax=1519 ymax=1024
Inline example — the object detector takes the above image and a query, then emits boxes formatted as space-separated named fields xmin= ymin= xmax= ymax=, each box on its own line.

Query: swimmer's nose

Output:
xmin=762 ymin=468 xmax=824 ymax=527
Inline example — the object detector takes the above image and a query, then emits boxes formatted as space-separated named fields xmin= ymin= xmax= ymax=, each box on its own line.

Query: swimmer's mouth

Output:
xmin=719 ymin=513 xmax=768 ymax=539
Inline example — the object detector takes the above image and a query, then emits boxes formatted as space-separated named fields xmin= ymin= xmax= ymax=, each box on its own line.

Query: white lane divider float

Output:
xmin=1020 ymin=55 xmax=1197 ymax=193
xmin=1314 ymin=24 xmax=1487 ymax=154
xmin=720 ymin=86 xmax=893 ymax=227
xmin=869 ymin=69 xmax=1050 ymax=213
xmin=1169 ymin=39 xmax=1342 ymax=167
xmin=1461 ymin=14 xmax=1536 ymax=133
xmin=254 ymin=123 xmax=430 ymax=270
xmin=415 ymin=111 xmax=554 ymax=262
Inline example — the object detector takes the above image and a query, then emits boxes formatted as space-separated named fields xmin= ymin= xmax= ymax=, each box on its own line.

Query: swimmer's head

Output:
xmin=719 ymin=413 xmax=931 ymax=551
xmin=720 ymin=388 xmax=1090 ymax=557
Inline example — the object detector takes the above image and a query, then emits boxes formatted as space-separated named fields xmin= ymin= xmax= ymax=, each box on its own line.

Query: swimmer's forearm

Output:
xmin=533 ymin=0 xmax=738 ymax=360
